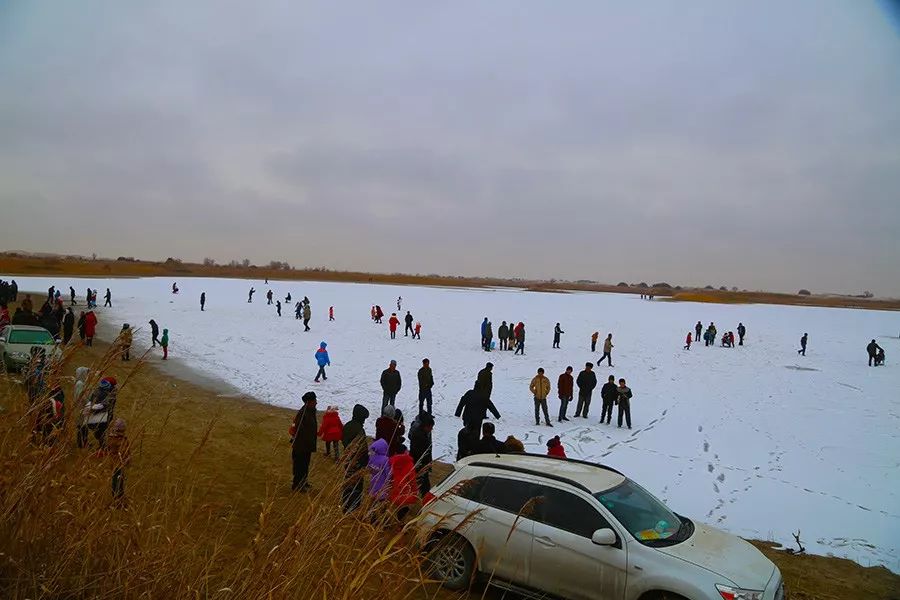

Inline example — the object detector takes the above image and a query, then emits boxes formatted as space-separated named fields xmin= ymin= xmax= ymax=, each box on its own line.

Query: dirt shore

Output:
xmin=1 ymin=298 xmax=898 ymax=599
xmin=4 ymin=252 xmax=898 ymax=311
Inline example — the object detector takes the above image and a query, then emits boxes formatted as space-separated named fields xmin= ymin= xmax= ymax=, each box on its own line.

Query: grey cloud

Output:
xmin=1 ymin=0 xmax=899 ymax=294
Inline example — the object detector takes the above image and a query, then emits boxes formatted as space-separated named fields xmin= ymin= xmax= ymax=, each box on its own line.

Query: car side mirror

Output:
xmin=591 ymin=528 xmax=617 ymax=546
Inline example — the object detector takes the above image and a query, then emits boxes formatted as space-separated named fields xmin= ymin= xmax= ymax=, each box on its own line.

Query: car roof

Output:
xmin=5 ymin=325 xmax=52 ymax=332
xmin=457 ymin=453 xmax=626 ymax=494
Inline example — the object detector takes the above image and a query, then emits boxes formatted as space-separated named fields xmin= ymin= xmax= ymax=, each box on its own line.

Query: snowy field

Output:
xmin=7 ymin=275 xmax=900 ymax=570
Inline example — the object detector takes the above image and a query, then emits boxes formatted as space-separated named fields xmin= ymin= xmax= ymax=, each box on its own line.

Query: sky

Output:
xmin=1 ymin=1 xmax=899 ymax=296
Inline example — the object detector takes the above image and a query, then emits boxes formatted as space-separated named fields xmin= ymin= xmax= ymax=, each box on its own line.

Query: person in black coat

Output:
xmin=380 ymin=360 xmax=402 ymax=409
xmin=574 ymin=363 xmax=597 ymax=418
xmin=867 ymin=339 xmax=882 ymax=366
xmin=417 ymin=358 xmax=434 ymax=414
xmin=409 ymin=412 xmax=435 ymax=496
xmin=472 ymin=422 xmax=506 ymax=455
xmin=474 ymin=362 xmax=493 ymax=400
xmin=599 ymin=375 xmax=618 ymax=425
xmin=200 ymin=292 xmax=206 ymax=311
xmin=737 ymin=323 xmax=746 ymax=345
xmin=69 ymin=286 xmax=77 ymax=306
xmin=340 ymin=403 xmax=369 ymax=512
xmin=62 ymin=308 xmax=75 ymax=344
xmin=149 ymin=319 xmax=160 ymax=347
xmin=457 ymin=424 xmax=479 ymax=461
xmin=454 ymin=388 xmax=501 ymax=431
xmin=290 ymin=392 xmax=318 ymax=491
xmin=404 ymin=311 xmax=414 ymax=337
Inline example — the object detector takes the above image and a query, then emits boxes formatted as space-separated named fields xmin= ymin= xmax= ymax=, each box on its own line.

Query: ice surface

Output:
xmin=7 ymin=275 xmax=899 ymax=570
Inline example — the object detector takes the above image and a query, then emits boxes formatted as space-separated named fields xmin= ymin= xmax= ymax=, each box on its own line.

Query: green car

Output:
xmin=0 ymin=325 xmax=59 ymax=372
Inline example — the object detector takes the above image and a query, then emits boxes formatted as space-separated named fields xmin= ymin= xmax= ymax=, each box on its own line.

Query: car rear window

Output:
xmin=8 ymin=330 xmax=54 ymax=345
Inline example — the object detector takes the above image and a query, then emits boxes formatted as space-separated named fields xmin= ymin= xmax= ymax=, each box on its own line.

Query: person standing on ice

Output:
xmin=380 ymin=360 xmax=402 ymax=409
xmin=295 ymin=302 xmax=302 ymax=319
xmin=695 ymin=321 xmax=703 ymax=344
xmin=574 ymin=362 xmax=597 ymax=418
xmin=706 ymin=322 xmax=717 ymax=346
xmin=276 ymin=300 xmax=282 ymax=317
xmin=374 ymin=305 xmax=384 ymax=323
xmin=514 ymin=322 xmax=526 ymax=355
xmin=329 ymin=306 xmax=334 ymax=321
xmin=302 ymin=302 xmax=312 ymax=331
xmin=616 ymin=378 xmax=633 ymax=429
xmin=200 ymin=292 xmax=206 ymax=311
xmin=248 ymin=287 xmax=255 ymax=303
xmin=69 ymin=286 xmax=77 ymax=306
xmin=591 ymin=331 xmax=599 ymax=352
xmin=397 ymin=296 xmax=402 ymax=311
xmin=454 ymin=387 xmax=501 ymax=432
xmin=149 ymin=319 xmax=160 ymax=347
xmin=684 ymin=332 xmax=692 ymax=350
xmin=597 ymin=333 xmax=614 ymax=367
xmin=737 ymin=323 xmax=746 ymax=345
xmin=484 ymin=321 xmax=493 ymax=351
xmin=417 ymin=358 xmax=434 ymax=414
xmin=497 ymin=321 xmax=509 ymax=351
xmin=599 ymin=375 xmax=617 ymax=425
xmin=866 ymin=339 xmax=882 ymax=366
xmin=160 ymin=328 xmax=170 ymax=360
xmin=557 ymin=366 xmax=574 ymax=422
xmin=266 ymin=290 xmax=273 ymax=305
xmin=530 ymin=367 xmax=553 ymax=427
xmin=798 ymin=333 xmax=808 ymax=356
xmin=480 ymin=317 xmax=489 ymax=349
xmin=404 ymin=311 xmax=414 ymax=337
xmin=414 ymin=321 xmax=421 ymax=339
xmin=104 ymin=288 xmax=112 ymax=308
xmin=475 ymin=362 xmax=493 ymax=404
xmin=388 ymin=313 xmax=399 ymax=338
xmin=553 ymin=323 xmax=564 ymax=349
xmin=314 ymin=342 xmax=329 ymax=382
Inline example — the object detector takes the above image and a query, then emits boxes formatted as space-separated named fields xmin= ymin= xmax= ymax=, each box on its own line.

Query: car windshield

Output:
xmin=594 ymin=479 xmax=683 ymax=545
xmin=8 ymin=329 xmax=54 ymax=345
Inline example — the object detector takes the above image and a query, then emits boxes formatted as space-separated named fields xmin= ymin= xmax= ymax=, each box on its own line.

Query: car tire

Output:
xmin=426 ymin=532 xmax=476 ymax=591
xmin=642 ymin=592 xmax=689 ymax=600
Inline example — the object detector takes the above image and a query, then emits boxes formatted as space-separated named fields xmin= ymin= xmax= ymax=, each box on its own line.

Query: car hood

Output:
xmin=656 ymin=522 xmax=774 ymax=589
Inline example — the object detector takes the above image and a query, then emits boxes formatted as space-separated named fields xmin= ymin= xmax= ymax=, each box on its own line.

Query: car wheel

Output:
xmin=427 ymin=532 xmax=476 ymax=591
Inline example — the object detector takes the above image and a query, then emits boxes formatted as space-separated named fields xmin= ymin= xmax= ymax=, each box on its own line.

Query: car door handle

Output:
xmin=535 ymin=536 xmax=556 ymax=547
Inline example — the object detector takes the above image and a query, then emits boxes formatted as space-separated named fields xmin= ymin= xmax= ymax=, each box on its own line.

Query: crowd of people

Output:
xmin=3 ymin=276 xmax=893 ymax=514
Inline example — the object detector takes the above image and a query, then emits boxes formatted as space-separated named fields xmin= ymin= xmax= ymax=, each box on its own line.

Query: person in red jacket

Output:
xmin=547 ymin=435 xmax=567 ymax=458
xmin=388 ymin=444 xmax=419 ymax=519
xmin=388 ymin=313 xmax=400 ymax=339
xmin=83 ymin=310 xmax=98 ymax=346
xmin=317 ymin=406 xmax=344 ymax=461
xmin=684 ymin=332 xmax=692 ymax=350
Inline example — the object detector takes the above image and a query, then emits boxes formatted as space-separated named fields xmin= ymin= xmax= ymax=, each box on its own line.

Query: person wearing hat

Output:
xmin=380 ymin=360 xmax=402 ymax=409
xmin=289 ymin=391 xmax=318 ymax=491
xmin=574 ymin=362 xmax=597 ymax=419
xmin=119 ymin=324 xmax=133 ymax=361
xmin=79 ymin=376 xmax=118 ymax=448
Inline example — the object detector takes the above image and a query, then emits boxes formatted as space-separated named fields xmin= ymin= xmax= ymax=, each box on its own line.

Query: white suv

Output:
xmin=418 ymin=453 xmax=784 ymax=600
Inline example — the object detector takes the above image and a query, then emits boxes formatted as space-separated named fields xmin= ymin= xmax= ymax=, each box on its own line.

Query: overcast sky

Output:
xmin=2 ymin=1 xmax=899 ymax=295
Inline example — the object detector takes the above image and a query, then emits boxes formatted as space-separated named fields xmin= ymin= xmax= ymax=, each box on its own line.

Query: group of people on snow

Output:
xmin=481 ymin=318 xmax=527 ymax=353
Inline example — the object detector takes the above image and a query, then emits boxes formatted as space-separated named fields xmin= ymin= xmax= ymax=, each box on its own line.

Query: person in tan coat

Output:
xmin=530 ymin=368 xmax=552 ymax=427
xmin=119 ymin=324 xmax=133 ymax=361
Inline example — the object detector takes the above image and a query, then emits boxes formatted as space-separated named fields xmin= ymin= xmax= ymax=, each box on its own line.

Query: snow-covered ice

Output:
xmin=7 ymin=275 xmax=900 ymax=570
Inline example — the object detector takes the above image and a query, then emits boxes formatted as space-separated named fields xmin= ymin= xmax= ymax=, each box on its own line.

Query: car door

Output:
xmin=467 ymin=475 xmax=540 ymax=586
xmin=528 ymin=485 xmax=628 ymax=600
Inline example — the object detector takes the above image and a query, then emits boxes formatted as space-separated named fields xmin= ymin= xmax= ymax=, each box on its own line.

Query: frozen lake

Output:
xmin=7 ymin=275 xmax=899 ymax=570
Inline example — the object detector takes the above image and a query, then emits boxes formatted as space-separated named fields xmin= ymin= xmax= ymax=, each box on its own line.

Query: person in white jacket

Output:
xmin=77 ymin=376 xmax=117 ymax=448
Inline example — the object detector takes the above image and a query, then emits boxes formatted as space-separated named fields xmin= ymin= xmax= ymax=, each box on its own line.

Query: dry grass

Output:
xmin=0 ymin=338 xmax=450 ymax=599
xmin=1 ymin=300 xmax=898 ymax=599
xmin=669 ymin=290 xmax=900 ymax=311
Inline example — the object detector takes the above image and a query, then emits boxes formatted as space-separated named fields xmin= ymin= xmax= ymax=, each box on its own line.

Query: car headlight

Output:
xmin=716 ymin=584 xmax=763 ymax=600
